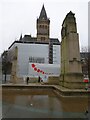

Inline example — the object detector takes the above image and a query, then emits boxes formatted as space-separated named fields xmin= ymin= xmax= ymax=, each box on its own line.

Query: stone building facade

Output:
xmin=6 ymin=5 xmax=60 ymax=83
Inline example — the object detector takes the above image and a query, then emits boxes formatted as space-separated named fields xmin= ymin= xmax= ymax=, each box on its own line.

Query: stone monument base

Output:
xmin=10 ymin=75 xmax=23 ymax=84
xmin=60 ymin=73 xmax=85 ymax=89
xmin=47 ymin=76 xmax=59 ymax=85
xmin=10 ymin=74 xmax=17 ymax=84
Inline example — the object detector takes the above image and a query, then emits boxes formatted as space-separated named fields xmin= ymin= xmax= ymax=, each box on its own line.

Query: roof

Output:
xmin=50 ymin=38 xmax=60 ymax=45
xmin=8 ymin=37 xmax=60 ymax=49
xmin=20 ymin=35 xmax=60 ymax=44
xmin=21 ymin=35 xmax=37 ymax=42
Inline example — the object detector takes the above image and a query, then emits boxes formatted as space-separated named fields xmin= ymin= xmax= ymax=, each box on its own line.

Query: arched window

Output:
xmin=45 ymin=26 xmax=47 ymax=29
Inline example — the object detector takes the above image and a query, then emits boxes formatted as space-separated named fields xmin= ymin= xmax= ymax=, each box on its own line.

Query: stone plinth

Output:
xmin=10 ymin=74 xmax=17 ymax=84
xmin=60 ymin=73 xmax=85 ymax=89
xmin=48 ymin=76 xmax=59 ymax=85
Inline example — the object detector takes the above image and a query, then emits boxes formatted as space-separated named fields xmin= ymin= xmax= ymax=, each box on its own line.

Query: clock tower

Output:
xmin=37 ymin=5 xmax=50 ymax=42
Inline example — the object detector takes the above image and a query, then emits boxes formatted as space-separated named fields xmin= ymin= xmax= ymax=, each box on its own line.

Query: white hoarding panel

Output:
xmin=28 ymin=63 xmax=60 ymax=81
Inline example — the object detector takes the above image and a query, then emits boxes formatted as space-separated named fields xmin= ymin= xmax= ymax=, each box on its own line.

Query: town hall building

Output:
xmin=8 ymin=5 xmax=61 ymax=83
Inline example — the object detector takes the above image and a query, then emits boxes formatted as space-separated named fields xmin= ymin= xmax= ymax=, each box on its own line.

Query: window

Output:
xmin=45 ymin=26 xmax=47 ymax=29
xmin=39 ymin=25 xmax=41 ymax=28
xmin=29 ymin=57 xmax=45 ymax=63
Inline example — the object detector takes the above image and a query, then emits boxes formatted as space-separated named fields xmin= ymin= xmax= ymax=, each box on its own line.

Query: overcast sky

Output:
xmin=0 ymin=0 xmax=89 ymax=55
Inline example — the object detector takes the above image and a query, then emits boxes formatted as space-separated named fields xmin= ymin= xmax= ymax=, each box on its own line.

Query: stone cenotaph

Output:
xmin=60 ymin=11 xmax=85 ymax=89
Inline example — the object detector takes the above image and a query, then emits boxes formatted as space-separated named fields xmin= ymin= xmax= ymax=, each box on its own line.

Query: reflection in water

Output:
xmin=2 ymin=88 xmax=88 ymax=118
xmin=60 ymin=96 xmax=88 ymax=112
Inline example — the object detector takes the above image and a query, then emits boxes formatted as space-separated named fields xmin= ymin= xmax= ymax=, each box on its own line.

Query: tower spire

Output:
xmin=39 ymin=4 xmax=47 ymax=20
xmin=19 ymin=33 xmax=22 ymax=41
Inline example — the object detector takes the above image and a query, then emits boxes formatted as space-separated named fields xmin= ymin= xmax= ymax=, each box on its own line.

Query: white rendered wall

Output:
xmin=9 ymin=42 xmax=61 ymax=77
xmin=17 ymin=43 xmax=49 ymax=76
xmin=28 ymin=63 xmax=60 ymax=82
xmin=28 ymin=63 xmax=60 ymax=76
